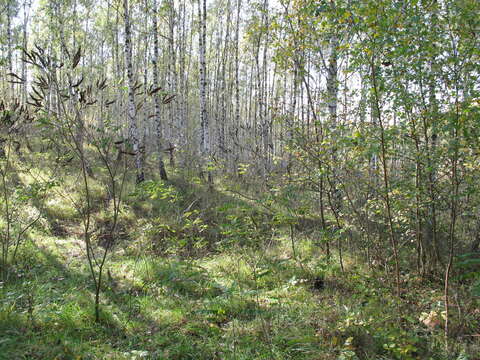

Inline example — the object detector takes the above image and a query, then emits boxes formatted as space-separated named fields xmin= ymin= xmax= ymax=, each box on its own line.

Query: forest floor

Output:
xmin=1 ymin=175 xmax=479 ymax=360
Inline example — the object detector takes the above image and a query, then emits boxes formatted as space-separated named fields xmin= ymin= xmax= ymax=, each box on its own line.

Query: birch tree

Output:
xmin=124 ymin=0 xmax=144 ymax=183
xmin=198 ymin=0 xmax=210 ymax=181
xmin=152 ymin=0 xmax=168 ymax=180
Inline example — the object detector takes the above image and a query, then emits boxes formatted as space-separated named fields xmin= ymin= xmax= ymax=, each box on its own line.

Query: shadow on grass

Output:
xmin=126 ymin=175 xmax=281 ymax=260
xmin=1 ymin=240 xmax=265 ymax=359
xmin=0 ymin=174 xmax=325 ymax=359
xmin=0 ymin=242 xmax=137 ymax=359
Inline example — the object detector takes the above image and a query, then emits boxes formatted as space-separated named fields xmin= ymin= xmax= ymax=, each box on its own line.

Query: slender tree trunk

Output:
xmin=152 ymin=0 xmax=168 ymax=180
xmin=167 ymin=0 xmax=178 ymax=149
xmin=327 ymin=34 xmax=340 ymax=215
xmin=124 ymin=0 xmax=144 ymax=183
xmin=198 ymin=0 xmax=211 ymax=182
xmin=327 ymin=36 xmax=338 ymax=126
xmin=6 ymin=0 xmax=14 ymax=97
xmin=22 ymin=0 xmax=30 ymax=104
xmin=445 ymin=59 xmax=461 ymax=348
xmin=370 ymin=57 xmax=401 ymax=297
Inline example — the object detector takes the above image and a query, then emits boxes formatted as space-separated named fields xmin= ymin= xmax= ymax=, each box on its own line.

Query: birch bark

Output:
xmin=152 ymin=0 xmax=168 ymax=180
xmin=124 ymin=0 xmax=144 ymax=183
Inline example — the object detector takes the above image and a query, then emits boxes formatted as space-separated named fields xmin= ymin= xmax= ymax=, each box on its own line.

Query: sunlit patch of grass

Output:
xmin=149 ymin=307 xmax=185 ymax=327
xmin=17 ymin=167 xmax=51 ymax=186
xmin=44 ymin=196 xmax=78 ymax=221
xmin=201 ymin=252 xmax=254 ymax=287
xmin=133 ymin=259 xmax=223 ymax=299
xmin=88 ymin=178 xmax=108 ymax=203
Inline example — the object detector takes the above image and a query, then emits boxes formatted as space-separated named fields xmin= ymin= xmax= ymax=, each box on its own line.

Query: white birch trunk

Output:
xmin=198 ymin=0 xmax=209 ymax=158
xmin=124 ymin=0 xmax=144 ymax=183
xmin=152 ymin=0 xmax=168 ymax=180
xmin=6 ymin=0 xmax=14 ymax=97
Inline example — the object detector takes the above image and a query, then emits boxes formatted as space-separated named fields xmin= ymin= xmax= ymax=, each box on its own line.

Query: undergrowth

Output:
xmin=0 ymin=170 xmax=479 ymax=360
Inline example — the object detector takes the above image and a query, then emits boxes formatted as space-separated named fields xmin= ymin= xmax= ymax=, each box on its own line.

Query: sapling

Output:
xmin=23 ymin=46 xmax=131 ymax=321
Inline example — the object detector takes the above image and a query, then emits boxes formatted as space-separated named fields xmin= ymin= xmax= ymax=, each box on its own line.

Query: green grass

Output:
xmin=1 ymin=174 xmax=479 ymax=360
xmin=2 ymin=233 xmax=478 ymax=360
